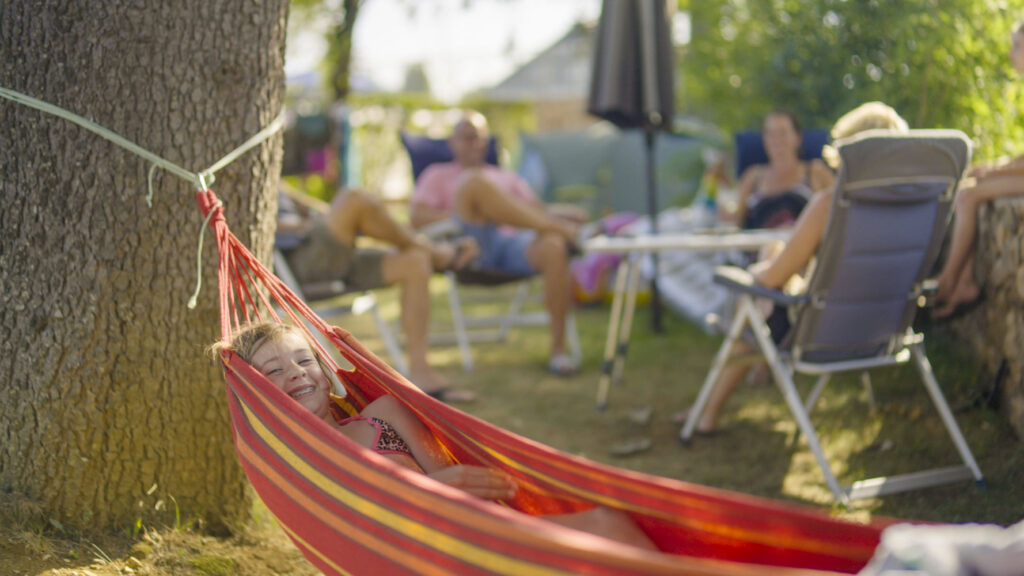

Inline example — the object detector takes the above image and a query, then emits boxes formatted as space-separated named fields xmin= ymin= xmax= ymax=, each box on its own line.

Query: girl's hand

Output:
xmin=427 ymin=465 xmax=517 ymax=500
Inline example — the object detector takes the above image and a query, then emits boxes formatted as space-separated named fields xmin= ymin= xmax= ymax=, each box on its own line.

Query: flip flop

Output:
xmin=670 ymin=408 xmax=717 ymax=436
xmin=425 ymin=387 xmax=477 ymax=403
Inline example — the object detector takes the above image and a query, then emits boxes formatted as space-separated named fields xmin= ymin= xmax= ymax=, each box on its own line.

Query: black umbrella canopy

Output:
xmin=588 ymin=0 xmax=676 ymax=332
xmin=587 ymin=0 xmax=675 ymax=130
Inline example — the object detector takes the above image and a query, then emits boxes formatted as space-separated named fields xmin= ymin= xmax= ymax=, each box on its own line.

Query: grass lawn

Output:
xmin=341 ymin=277 xmax=1024 ymax=525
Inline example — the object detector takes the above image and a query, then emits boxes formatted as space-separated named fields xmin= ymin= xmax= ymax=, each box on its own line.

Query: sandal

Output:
xmin=608 ymin=437 xmax=653 ymax=457
xmin=547 ymin=354 xmax=580 ymax=377
xmin=425 ymin=387 xmax=477 ymax=403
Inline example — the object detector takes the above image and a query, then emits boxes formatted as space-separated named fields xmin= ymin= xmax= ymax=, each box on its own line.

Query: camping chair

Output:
xmin=273 ymin=187 xmax=407 ymax=375
xmin=400 ymin=131 xmax=582 ymax=371
xmin=682 ymin=130 xmax=985 ymax=505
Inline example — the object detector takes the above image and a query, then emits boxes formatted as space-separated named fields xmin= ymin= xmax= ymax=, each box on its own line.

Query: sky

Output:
xmin=286 ymin=0 xmax=603 ymax=103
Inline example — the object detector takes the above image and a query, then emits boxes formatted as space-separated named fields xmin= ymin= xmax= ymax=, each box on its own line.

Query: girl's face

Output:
xmin=1011 ymin=30 xmax=1024 ymax=75
xmin=251 ymin=332 xmax=333 ymax=421
xmin=762 ymin=113 xmax=801 ymax=161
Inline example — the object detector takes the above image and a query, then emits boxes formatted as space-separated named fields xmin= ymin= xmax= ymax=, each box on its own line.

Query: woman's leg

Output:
xmin=935 ymin=175 xmax=1023 ymax=316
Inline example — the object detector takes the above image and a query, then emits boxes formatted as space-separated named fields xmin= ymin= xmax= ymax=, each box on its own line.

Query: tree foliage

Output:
xmin=682 ymin=0 xmax=1024 ymax=160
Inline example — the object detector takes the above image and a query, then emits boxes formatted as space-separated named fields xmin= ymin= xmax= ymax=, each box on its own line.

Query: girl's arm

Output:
xmin=729 ymin=166 xmax=760 ymax=226
xmin=361 ymin=396 xmax=516 ymax=499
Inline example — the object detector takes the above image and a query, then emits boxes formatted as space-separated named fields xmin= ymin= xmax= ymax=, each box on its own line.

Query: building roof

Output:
xmin=485 ymin=21 xmax=595 ymax=102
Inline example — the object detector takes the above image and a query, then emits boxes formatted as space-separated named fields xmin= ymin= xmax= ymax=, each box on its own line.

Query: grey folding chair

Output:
xmin=274 ymin=249 xmax=408 ymax=376
xmin=682 ymin=130 xmax=985 ymax=505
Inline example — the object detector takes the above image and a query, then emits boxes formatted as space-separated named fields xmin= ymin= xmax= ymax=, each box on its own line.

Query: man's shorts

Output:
xmin=455 ymin=218 xmax=537 ymax=276
xmin=283 ymin=219 xmax=387 ymax=291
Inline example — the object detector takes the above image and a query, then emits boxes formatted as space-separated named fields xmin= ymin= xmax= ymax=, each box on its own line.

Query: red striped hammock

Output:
xmin=199 ymin=189 xmax=886 ymax=575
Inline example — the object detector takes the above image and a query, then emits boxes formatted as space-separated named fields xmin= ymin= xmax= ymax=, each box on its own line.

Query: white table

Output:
xmin=584 ymin=229 xmax=790 ymax=409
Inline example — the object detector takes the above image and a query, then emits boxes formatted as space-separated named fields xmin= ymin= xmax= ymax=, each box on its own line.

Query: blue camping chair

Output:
xmin=733 ymin=128 xmax=831 ymax=179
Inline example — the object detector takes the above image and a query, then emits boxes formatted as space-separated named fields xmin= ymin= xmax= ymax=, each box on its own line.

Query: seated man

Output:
xmin=409 ymin=111 xmax=586 ymax=376
xmin=277 ymin=186 xmax=477 ymax=401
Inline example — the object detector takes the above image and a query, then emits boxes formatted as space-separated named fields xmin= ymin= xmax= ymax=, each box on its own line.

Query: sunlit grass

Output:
xmin=328 ymin=281 xmax=1024 ymax=525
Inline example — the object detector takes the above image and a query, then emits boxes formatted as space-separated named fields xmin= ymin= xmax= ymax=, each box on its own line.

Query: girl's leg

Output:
xmin=545 ymin=507 xmax=658 ymax=551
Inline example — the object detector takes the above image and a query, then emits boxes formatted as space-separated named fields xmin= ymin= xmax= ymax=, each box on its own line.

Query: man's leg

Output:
xmin=324 ymin=190 xmax=472 ymax=399
xmin=453 ymin=172 xmax=577 ymax=242
xmin=525 ymin=233 xmax=572 ymax=359
xmin=326 ymin=189 xmax=475 ymax=271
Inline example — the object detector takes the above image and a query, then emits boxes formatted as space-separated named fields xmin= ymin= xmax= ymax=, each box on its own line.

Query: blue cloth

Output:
xmin=455 ymin=217 xmax=537 ymax=276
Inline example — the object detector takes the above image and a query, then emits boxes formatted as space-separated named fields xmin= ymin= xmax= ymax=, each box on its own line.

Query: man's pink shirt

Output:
xmin=412 ymin=163 xmax=537 ymax=214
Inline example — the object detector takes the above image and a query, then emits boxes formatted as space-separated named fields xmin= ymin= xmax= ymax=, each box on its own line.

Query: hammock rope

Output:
xmin=196 ymin=187 xmax=888 ymax=576
xmin=1 ymin=85 xmax=286 ymax=305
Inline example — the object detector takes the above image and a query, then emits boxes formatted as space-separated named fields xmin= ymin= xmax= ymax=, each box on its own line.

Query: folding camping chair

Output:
xmin=681 ymin=130 xmax=985 ymax=505
xmin=400 ymin=131 xmax=582 ymax=372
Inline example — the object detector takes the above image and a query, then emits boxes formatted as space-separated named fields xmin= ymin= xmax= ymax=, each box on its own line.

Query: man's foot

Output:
xmin=670 ymin=408 xmax=716 ymax=435
xmin=547 ymin=353 xmax=580 ymax=377
xmin=410 ymin=365 xmax=477 ymax=403
xmin=424 ymin=387 xmax=477 ymax=403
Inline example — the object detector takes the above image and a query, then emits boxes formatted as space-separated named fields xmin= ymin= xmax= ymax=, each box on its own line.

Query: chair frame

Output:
xmin=682 ymin=130 xmax=985 ymax=505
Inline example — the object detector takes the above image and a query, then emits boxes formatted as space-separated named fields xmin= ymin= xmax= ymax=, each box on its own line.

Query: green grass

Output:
xmin=326 ymin=278 xmax=1024 ymax=525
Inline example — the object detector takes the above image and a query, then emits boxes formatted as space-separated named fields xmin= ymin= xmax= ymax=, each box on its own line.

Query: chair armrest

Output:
xmin=713 ymin=266 xmax=808 ymax=307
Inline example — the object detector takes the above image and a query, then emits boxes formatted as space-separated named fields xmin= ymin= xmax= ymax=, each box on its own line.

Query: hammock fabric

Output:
xmin=199 ymin=189 xmax=887 ymax=575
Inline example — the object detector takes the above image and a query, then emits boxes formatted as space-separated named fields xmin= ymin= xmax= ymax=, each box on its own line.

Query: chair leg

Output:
xmin=445 ymin=272 xmax=474 ymax=372
xmin=911 ymin=343 xmax=984 ymax=483
xmin=746 ymin=299 xmax=849 ymax=504
xmin=804 ymin=374 xmax=831 ymax=414
xmin=861 ymin=371 xmax=876 ymax=412
xmin=364 ymin=293 xmax=408 ymax=376
xmin=681 ymin=295 xmax=751 ymax=443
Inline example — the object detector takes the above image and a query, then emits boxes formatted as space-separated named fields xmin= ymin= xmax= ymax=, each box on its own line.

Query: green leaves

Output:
xmin=682 ymin=0 xmax=1024 ymax=161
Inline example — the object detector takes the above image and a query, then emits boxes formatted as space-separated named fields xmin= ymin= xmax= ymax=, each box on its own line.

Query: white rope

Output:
xmin=0 ymin=86 xmax=287 ymax=306
xmin=0 ymin=86 xmax=286 ymax=192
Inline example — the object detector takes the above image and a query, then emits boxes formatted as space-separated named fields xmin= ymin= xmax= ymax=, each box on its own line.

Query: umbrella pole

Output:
xmin=644 ymin=127 xmax=664 ymax=333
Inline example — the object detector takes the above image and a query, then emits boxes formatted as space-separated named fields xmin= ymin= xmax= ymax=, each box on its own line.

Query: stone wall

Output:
xmin=942 ymin=196 xmax=1024 ymax=441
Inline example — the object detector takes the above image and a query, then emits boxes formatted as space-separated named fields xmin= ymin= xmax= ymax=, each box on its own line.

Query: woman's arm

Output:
xmin=728 ymin=166 xmax=760 ymax=226
xmin=750 ymin=190 xmax=832 ymax=289
xmin=808 ymin=159 xmax=836 ymax=193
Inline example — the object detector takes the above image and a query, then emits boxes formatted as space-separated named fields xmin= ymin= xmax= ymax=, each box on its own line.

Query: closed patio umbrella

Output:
xmin=588 ymin=0 xmax=676 ymax=332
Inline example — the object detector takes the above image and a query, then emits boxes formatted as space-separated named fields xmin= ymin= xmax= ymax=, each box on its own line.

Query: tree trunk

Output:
xmin=0 ymin=0 xmax=288 ymax=533
xmin=330 ymin=0 xmax=362 ymax=101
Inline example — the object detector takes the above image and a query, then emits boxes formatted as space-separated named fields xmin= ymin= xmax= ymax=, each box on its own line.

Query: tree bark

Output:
xmin=0 ymin=0 xmax=287 ymax=533
xmin=330 ymin=0 xmax=363 ymax=101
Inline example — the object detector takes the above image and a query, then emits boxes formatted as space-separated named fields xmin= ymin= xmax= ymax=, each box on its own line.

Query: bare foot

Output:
xmin=670 ymin=408 xmax=716 ymax=434
xmin=933 ymin=281 xmax=981 ymax=319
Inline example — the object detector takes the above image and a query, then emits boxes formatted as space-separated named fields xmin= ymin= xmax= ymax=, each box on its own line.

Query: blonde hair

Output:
xmin=213 ymin=323 xmax=334 ymax=383
xmin=823 ymin=102 xmax=909 ymax=167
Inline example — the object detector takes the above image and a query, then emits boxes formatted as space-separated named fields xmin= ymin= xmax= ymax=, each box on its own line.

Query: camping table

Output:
xmin=584 ymin=229 xmax=790 ymax=409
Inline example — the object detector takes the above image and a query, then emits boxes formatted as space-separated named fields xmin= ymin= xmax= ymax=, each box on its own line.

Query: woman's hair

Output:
xmin=830 ymin=101 xmax=908 ymax=141
xmin=212 ymin=323 xmax=335 ymax=383
xmin=823 ymin=102 xmax=909 ymax=168
xmin=765 ymin=109 xmax=803 ymax=135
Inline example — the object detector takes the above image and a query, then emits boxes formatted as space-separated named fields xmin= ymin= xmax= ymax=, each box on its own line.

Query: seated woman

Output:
xmin=728 ymin=110 xmax=836 ymax=231
xmin=933 ymin=20 xmax=1024 ymax=318
xmin=679 ymin=102 xmax=910 ymax=434
xmin=219 ymin=322 xmax=657 ymax=550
